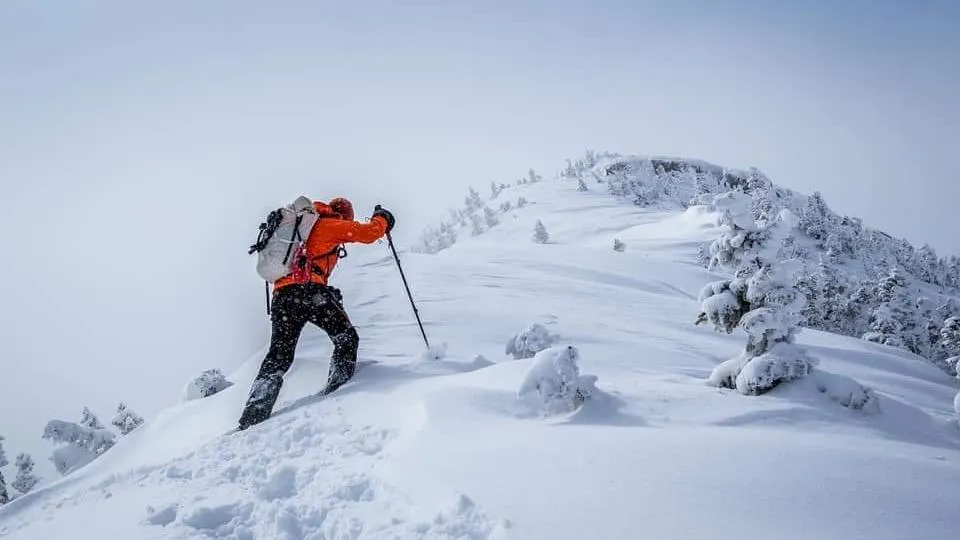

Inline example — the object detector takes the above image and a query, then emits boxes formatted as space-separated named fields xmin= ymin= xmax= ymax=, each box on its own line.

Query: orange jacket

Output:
xmin=274 ymin=201 xmax=388 ymax=291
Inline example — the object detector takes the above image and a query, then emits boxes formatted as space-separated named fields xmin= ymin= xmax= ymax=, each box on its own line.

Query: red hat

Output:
xmin=329 ymin=197 xmax=354 ymax=221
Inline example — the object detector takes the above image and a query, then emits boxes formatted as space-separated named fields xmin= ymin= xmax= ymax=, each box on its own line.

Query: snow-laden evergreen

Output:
xmin=42 ymin=411 xmax=117 ymax=475
xmin=112 ymin=403 xmax=145 ymax=436
xmin=505 ymin=323 xmax=559 ymax=359
xmin=532 ymin=220 xmax=549 ymax=244
xmin=182 ymin=368 xmax=233 ymax=401
xmin=517 ymin=346 xmax=597 ymax=415
xmin=11 ymin=454 xmax=38 ymax=496
xmin=0 ymin=436 xmax=8 ymax=506
xmin=697 ymin=193 xmax=816 ymax=395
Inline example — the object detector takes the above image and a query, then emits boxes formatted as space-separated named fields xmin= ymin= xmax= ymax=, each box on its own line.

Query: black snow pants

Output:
xmin=238 ymin=283 xmax=359 ymax=429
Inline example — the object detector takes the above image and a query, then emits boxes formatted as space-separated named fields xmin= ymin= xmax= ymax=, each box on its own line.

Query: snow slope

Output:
xmin=2 ymin=179 xmax=959 ymax=539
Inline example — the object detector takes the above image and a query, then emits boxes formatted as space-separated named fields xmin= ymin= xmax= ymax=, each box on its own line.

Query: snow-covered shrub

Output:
xmin=499 ymin=200 xmax=512 ymax=213
xmin=470 ymin=213 xmax=485 ymax=236
xmin=112 ymin=403 xmax=145 ymax=435
xmin=505 ymin=323 xmax=559 ymax=359
xmin=183 ymin=368 xmax=233 ymax=401
xmin=490 ymin=181 xmax=503 ymax=200
xmin=708 ymin=343 xmax=815 ymax=396
xmin=706 ymin=191 xmax=769 ymax=272
xmin=527 ymin=169 xmax=542 ymax=184
xmin=813 ymin=371 xmax=877 ymax=411
xmin=577 ymin=178 xmax=588 ymax=192
xmin=464 ymin=187 xmax=483 ymax=211
xmin=12 ymin=453 xmax=39 ymax=495
xmin=42 ymin=414 xmax=117 ymax=475
xmin=613 ymin=238 xmax=626 ymax=252
xmin=0 ymin=436 xmax=8 ymax=505
xmin=517 ymin=346 xmax=596 ymax=414
xmin=955 ymin=392 xmax=960 ymax=425
xmin=517 ymin=196 xmax=528 ymax=208
xmin=698 ymin=206 xmax=816 ymax=396
xmin=533 ymin=220 xmax=550 ymax=244
xmin=420 ymin=342 xmax=448 ymax=362
xmin=80 ymin=406 xmax=104 ymax=430
xmin=483 ymin=206 xmax=499 ymax=228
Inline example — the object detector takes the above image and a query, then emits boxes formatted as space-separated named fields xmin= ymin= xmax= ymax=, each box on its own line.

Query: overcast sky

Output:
xmin=1 ymin=0 xmax=957 ymax=480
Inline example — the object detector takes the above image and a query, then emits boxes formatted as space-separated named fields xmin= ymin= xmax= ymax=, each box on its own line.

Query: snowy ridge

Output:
xmin=2 ymin=172 xmax=959 ymax=539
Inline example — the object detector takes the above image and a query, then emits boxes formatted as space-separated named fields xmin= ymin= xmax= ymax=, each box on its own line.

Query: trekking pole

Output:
xmin=378 ymin=207 xmax=430 ymax=348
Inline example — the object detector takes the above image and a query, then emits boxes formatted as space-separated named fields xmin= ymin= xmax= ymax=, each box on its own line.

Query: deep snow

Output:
xmin=1 ymin=178 xmax=959 ymax=539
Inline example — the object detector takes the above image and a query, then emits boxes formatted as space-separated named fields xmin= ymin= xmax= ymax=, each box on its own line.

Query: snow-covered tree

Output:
xmin=483 ymin=206 xmax=499 ymax=228
xmin=499 ymin=200 xmax=512 ymax=213
xmin=183 ymin=368 xmax=234 ymax=401
xmin=517 ymin=196 xmax=529 ymax=208
xmin=112 ymin=403 xmax=145 ymax=436
xmin=940 ymin=317 xmax=960 ymax=375
xmin=800 ymin=191 xmax=830 ymax=242
xmin=533 ymin=220 xmax=550 ymax=244
xmin=80 ymin=407 xmax=104 ymax=430
xmin=0 ymin=436 xmax=8 ymax=505
xmin=577 ymin=178 xmax=588 ymax=192
xmin=506 ymin=323 xmax=559 ymax=359
xmin=469 ymin=212 xmax=485 ymax=236
xmin=862 ymin=267 xmax=915 ymax=351
xmin=697 ymin=206 xmax=816 ymax=395
xmin=12 ymin=454 xmax=38 ymax=495
xmin=527 ymin=169 xmax=542 ymax=184
xmin=464 ymin=187 xmax=483 ymax=211
xmin=43 ymin=411 xmax=117 ymax=475
xmin=517 ymin=346 xmax=597 ymax=415
xmin=955 ymin=392 xmax=960 ymax=424
xmin=706 ymin=192 xmax=769 ymax=272
xmin=613 ymin=238 xmax=626 ymax=252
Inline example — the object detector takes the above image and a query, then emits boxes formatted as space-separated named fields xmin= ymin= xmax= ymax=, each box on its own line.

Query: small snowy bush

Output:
xmin=954 ymin=392 xmax=960 ymax=425
xmin=183 ymin=368 xmax=233 ymax=401
xmin=613 ymin=238 xmax=626 ymax=252
xmin=112 ymin=402 xmax=145 ymax=435
xmin=505 ymin=323 xmax=559 ymax=359
xmin=421 ymin=342 xmax=448 ymax=362
xmin=533 ymin=220 xmax=550 ymax=244
xmin=813 ymin=370 xmax=877 ymax=411
xmin=517 ymin=346 xmax=596 ymax=414
xmin=42 ymin=415 xmax=117 ymax=475
xmin=0 ymin=437 xmax=8 ymax=505
xmin=12 ymin=454 xmax=39 ymax=495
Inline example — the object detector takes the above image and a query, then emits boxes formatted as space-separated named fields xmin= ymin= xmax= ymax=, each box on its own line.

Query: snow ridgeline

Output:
xmin=416 ymin=150 xmax=960 ymax=379
xmin=3 ymin=165 xmax=960 ymax=539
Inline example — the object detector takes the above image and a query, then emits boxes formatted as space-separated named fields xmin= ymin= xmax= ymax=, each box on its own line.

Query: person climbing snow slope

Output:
xmin=239 ymin=197 xmax=395 ymax=430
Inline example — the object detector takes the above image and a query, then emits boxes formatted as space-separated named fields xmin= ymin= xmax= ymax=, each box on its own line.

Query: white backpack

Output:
xmin=249 ymin=196 xmax=320 ymax=283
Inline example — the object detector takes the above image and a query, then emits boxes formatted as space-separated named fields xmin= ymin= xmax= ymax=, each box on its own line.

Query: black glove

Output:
xmin=373 ymin=205 xmax=395 ymax=233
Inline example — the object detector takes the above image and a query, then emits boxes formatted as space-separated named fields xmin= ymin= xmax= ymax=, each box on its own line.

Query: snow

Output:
xmin=2 ymin=177 xmax=960 ymax=539
xmin=182 ymin=368 xmax=234 ymax=402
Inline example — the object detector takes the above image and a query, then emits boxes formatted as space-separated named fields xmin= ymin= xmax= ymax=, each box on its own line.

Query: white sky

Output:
xmin=1 ymin=0 xmax=957 ymax=480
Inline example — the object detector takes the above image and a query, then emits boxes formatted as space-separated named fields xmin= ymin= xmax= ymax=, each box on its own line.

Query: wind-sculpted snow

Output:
xmin=2 ymin=172 xmax=960 ymax=539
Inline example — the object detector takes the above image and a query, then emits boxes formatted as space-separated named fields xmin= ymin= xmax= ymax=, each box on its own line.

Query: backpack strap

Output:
xmin=309 ymin=244 xmax=348 ymax=278
xmin=282 ymin=214 xmax=305 ymax=266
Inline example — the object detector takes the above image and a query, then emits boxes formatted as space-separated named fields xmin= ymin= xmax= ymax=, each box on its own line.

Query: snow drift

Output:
xmin=2 ymin=158 xmax=959 ymax=540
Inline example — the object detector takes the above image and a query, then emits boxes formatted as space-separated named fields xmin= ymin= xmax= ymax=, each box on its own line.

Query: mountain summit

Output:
xmin=1 ymin=153 xmax=958 ymax=540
